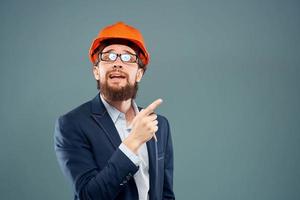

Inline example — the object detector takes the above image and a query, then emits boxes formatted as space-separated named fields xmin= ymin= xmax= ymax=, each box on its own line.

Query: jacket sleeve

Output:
xmin=163 ymin=118 xmax=175 ymax=199
xmin=54 ymin=115 xmax=139 ymax=200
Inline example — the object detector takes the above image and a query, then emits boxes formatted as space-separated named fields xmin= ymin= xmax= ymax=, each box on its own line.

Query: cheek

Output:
xmin=129 ymin=71 xmax=139 ymax=82
xmin=98 ymin=68 xmax=108 ymax=79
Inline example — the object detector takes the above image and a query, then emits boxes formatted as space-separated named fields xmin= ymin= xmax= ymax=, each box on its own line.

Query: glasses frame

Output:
xmin=99 ymin=51 xmax=138 ymax=64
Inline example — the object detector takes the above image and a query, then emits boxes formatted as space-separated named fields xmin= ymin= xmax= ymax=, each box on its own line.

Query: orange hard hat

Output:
xmin=89 ymin=21 xmax=150 ymax=67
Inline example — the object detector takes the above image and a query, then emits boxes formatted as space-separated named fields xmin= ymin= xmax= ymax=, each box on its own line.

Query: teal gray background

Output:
xmin=1 ymin=0 xmax=299 ymax=199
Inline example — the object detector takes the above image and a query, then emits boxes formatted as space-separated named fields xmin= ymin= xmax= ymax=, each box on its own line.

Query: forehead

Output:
xmin=102 ymin=44 xmax=135 ymax=53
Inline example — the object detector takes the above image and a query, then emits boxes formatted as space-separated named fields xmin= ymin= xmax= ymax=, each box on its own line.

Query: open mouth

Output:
xmin=109 ymin=73 xmax=126 ymax=80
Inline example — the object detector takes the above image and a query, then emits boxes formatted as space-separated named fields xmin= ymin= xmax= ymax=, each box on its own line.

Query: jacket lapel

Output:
xmin=90 ymin=93 xmax=122 ymax=149
xmin=146 ymin=138 xmax=158 ymax=199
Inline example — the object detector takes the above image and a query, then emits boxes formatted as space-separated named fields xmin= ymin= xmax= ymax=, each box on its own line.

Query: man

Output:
xmin=54 ymin=21 xmax=175 ymax=200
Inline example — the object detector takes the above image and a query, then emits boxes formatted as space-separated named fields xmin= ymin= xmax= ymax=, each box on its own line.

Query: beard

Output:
xmin=99 ymin=71 xmax=139 ymax=101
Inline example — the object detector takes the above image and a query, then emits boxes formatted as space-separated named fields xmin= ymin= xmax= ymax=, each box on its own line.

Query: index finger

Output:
xmin=143 ymin=98 xmax=163 ymax=115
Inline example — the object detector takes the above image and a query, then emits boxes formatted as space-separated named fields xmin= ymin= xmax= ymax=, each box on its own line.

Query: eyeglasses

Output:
xmin=99 ymin=51 xmax=138 ymax=64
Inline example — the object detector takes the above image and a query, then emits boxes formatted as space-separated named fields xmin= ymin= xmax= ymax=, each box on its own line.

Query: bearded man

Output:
xmin=54 ymin=22 xmax=175 ymax=200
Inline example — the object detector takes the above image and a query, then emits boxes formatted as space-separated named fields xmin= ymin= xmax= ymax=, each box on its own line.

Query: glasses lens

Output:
xmin=108 ymin=53 xmax=117 ymax=61
xmin=121 ymin=54 xmax=136 ymax=63
xmin=121 ymin=54 xmax=131 ymax=62
xmin=100 ymin=52 xmax=117 ymax=61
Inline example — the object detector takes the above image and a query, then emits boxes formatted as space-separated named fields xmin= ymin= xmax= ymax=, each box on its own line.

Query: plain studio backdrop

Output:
xmin=1 ymin=0 xmax=299 ymax=199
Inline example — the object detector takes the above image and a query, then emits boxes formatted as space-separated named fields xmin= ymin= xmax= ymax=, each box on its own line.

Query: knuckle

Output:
xmin=151 ymin=114 xmax=157 ymax=119
xmin=147 ymin=124 xmax=152 ymax=131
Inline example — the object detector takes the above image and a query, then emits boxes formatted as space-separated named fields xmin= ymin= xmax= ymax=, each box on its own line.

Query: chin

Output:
xmin=109 ymin=83 xmax=126 ymax=89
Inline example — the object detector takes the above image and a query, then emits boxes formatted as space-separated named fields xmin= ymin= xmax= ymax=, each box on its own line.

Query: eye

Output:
xmin=121 ymin=54 xmax=131 ymax=62
xmin=108 ymin=53 xmax=117 ymax=61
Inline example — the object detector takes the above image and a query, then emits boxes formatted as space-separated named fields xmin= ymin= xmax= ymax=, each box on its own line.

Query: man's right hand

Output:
xmin=123 ymin=99 xmax=163 ymax=154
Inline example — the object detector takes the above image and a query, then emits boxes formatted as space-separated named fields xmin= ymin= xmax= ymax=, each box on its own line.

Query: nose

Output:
xmin=113 ymin=56 xmax=123 ymax=69
xmin=113 ymin=64 xmax=123 ymax=69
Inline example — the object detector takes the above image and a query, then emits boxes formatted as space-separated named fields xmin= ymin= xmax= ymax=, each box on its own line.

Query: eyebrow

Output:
xmin=103 ymin=48 xmax=136 ymax=55
xmin=123 ymin=50 xmax=136 ymax=55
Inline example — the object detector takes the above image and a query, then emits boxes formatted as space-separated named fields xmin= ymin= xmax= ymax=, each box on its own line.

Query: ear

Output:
xmin=136 ymin=68 xmax=144 ymax=82
xmin=92 ymin=65 xmax=100 ymax=80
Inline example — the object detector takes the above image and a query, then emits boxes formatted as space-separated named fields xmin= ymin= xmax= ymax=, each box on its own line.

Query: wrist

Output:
xmin=123 ymin=135 xmax=142 ymax=154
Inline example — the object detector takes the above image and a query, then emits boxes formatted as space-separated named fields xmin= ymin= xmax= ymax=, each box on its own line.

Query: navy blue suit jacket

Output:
xmin=54 ymin=93 xmax=175 ymax=200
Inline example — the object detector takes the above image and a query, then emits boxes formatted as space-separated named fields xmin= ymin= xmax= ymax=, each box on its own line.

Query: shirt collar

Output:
xmin=100 ymin=93 xmax=139 ymax=124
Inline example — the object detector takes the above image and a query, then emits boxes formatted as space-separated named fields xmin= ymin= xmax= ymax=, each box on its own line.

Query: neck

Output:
xmin=101 ymin=94 xmax=136 ymax=124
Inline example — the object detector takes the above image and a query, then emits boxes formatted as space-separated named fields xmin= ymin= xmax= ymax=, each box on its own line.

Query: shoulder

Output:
xmin=156 ymin=114 xmax=173 ymax=150
xmin=56 ymin=99 xmax=92 ymax=129
xmin=54 ymin=99 xmax=94 ymax=144
xmin=157 ymin=114 xmax=170 ymax=128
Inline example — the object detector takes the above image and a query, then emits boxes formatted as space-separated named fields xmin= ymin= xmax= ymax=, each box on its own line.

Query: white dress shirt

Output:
xmin=100 ymin=94 xmax=150 ymax=200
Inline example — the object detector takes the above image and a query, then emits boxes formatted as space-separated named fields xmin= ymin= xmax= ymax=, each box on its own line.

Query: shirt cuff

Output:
xmin=119 ymin=143 xmax=141 ymax=166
